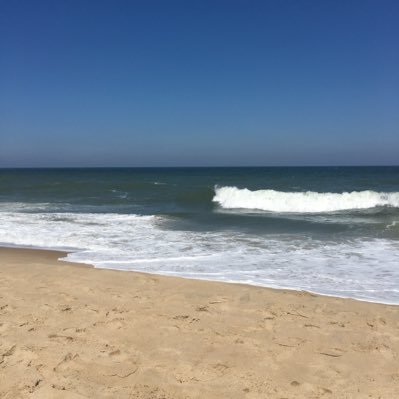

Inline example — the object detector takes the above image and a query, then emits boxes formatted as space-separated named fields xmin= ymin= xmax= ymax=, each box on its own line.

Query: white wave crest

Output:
xmin=213 ymin=186 xmax=399 ymax=213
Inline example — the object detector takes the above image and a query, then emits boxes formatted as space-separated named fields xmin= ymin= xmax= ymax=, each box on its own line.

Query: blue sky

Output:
xmin=1 ymin=0 xmax=398 ymax=166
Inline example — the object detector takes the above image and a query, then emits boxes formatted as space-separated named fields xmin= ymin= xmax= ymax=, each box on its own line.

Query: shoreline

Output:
xmin=1 ymin=246 xmax=399 ymax=398
xmin=1 ymin=244 xmax=397 ymax=307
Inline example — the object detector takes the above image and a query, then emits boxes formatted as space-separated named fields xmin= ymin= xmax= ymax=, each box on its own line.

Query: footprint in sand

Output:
xmin=1 ymin=345 xmax=37 ymax=369
xmin=105 ymin=317 xmax=126 ymax=330
xmin=53 ymin=352 xmax=80 ymax=372
xmin=48 ymin=333 xmax=75 ymax=343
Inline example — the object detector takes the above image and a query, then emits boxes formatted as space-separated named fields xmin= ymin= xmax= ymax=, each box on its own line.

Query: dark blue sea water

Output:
xmin=1 ymin=167 xmax=398 ymax=303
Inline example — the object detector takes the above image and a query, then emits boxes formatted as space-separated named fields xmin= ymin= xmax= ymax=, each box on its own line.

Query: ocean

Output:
xmin=0 ymin=167 xmax=398 ymax=304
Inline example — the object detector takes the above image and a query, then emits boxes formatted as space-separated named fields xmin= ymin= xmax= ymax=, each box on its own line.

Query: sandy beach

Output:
xmin=0 ymin=247 xmax=398 ymax=398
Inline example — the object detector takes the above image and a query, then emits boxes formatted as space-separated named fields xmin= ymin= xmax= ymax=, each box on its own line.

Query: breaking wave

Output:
xmin=0 ymin=208 xmax=399 ymax=303
xmin=213 ymin=186 xmax=399 ymax=213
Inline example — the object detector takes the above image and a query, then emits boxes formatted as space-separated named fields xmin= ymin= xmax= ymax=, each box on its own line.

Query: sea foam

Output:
xmin=0 ymin=206 xmax=399 ymax=304
xmin=213 ymin=186 xmax=399 ymax=213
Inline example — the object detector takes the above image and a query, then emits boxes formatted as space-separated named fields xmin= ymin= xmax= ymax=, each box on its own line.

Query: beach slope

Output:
xmin=0 ymin=247 xmax=398 ymax=398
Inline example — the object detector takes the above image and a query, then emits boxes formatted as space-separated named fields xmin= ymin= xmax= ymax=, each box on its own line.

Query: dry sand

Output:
xmin=0 ymin=247 xmax=398 ymax=398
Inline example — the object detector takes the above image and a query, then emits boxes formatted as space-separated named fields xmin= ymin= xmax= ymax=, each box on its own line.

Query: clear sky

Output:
xmin=1 ymin=0 xmax=398 ymax=167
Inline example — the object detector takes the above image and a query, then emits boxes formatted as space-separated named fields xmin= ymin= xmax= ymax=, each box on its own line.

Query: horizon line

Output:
xmin=1 ymin=165 xmax=399 ymax=169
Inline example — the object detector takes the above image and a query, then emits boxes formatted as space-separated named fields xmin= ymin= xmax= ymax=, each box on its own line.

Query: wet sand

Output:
xmin=0 ymin=247 xmax=398 ymax=398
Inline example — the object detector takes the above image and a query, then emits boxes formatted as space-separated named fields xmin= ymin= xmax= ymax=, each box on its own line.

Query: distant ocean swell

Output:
xmin=213 ymin=186 xmax=399 ymax=213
